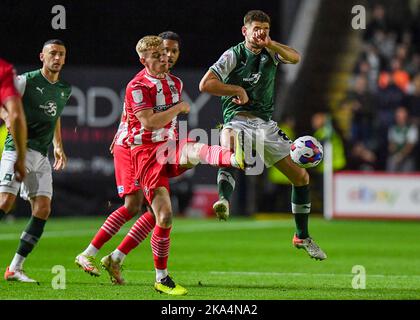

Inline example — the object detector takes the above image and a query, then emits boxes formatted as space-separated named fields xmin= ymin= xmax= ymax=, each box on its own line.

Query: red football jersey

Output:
xmin=0 ymin=58 xmax=20 ymax=105
xmin=125 ymin=68 xmax=183 ymax=146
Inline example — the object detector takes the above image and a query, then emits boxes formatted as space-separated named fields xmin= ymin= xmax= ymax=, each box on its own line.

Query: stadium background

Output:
xmin=0 ymin=0 xmax=419 ymax=219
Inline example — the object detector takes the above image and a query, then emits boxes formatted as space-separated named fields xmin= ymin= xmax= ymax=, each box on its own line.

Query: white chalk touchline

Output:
xmin=24 ymin=268 xmax=420 ymax=280
xmin=0 ymin=220 xmax=290 ymax=240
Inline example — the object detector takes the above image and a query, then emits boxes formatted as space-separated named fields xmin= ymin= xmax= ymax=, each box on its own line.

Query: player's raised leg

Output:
xmin=151 ymin=187 xmax=187 ymax=296
xmin=180 ymin=134 xmax=244 ymax=220
xmin=274 ymin=156 xmax=327 ymax=260
xmin=179 ymin=138 xmax=242 ymax=170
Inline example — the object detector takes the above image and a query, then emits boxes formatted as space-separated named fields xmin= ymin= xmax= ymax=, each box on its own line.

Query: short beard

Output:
xmin=247 ymin=39 xmax=263 ymax=52
xmin=48 ymin=65 xmax=61 ymax=74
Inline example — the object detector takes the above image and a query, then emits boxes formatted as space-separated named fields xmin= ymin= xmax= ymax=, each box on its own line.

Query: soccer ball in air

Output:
xmin=290 ymin=136 xmax=323 ymax=168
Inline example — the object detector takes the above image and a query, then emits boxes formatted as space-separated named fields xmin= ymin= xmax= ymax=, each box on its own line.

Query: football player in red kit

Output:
xmin=75 ymin=32 xmax=182 ymax=279
xmin=101 ymin=35 xmax=244 ymax=295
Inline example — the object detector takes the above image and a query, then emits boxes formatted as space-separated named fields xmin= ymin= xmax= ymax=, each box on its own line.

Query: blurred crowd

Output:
xmin=342 ymin=2 xmax=420 ymax=172
xmin=264 ymin=3 xmax=420 ymax=212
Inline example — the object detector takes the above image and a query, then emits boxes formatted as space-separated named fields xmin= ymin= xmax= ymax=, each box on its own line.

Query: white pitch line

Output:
xmin=209 ymin=271 xmax=420 ymax=279
xmin=0 ymin=220 xmax=290 ymax=240
xmin=22 ymin=268 xmax=420 ymax=280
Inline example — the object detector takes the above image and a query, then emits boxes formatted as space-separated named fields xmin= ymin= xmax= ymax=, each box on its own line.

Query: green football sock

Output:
xmin=217 ymin=167 xmax=236 ymax=201
xmin=292 ymin=185 xmax=311 ymax=239
xmin=16 ymin=216 xmax=47 ymax=257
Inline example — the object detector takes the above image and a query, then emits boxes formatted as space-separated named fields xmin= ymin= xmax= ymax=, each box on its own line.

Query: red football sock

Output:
xmin=91 ymin=206 xmax=133 ymax=249
xmin=199 ymin=145 xmax=232 ymax=167
xmin=117 ymin=211 xmax=156 ymax=254
xmin=151 ymin=225 xmax=172 ymax=270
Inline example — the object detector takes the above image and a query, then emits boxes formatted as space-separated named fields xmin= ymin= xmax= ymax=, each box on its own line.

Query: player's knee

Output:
xmin=32 ymin=205 xmax=51 ymax=220
xmin=0 ymin=196 xmax=15 ymax=213
xmin=293 ymin=169 xmax=310 ymax=186
xmin=124 ymin=201 xmax=141 ymax=216
xmin=156 ymin=214 xmax=172 ymax=228
xmin=125 ymin=204 xmax=140 ymax=217
xmin=184 ymin=142 xmax=203 ymax=165
xmin=220 ymin=129 xmax=234 ymax=150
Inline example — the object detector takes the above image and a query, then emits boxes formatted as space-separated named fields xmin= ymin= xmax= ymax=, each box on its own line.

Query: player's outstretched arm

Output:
xmin=53 ymin=117 xmax=67 ymax=170
xmin=135 ymin=101 xmax=190 ymax=131
xmin=252 ymin=29 xmax=300 ymax=64
xmin=3 ymin=97 xmax=27 ymax=181
xmin=199 ymin=70 xmax=249 ymax=105
xmin=266 ymin=40 xmax=300 ymax=64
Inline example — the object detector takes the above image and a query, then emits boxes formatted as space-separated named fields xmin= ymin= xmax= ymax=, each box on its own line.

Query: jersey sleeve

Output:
xmin=127 ymin=84 xmax=153 ymax=114
xmin=407 ymin=126 xmax=419 ymax=144
xmin=266 ymin=48 xmax=294 ymax=65
xmin=14 ymin=74 xmax=27 ymax=96
xmin=209 ymin=48 xmax=237 ymax=82
xmin=0 ymin=64 xmax=20 ymax=104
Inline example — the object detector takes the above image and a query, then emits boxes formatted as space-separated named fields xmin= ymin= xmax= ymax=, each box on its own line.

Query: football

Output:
xmin=290 ymin=135 xmax=323 ymax=168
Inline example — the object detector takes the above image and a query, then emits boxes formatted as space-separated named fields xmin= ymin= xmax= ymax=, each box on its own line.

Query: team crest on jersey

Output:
xmin=39 ymin=100 xmax=57 ymax=117
xmin=117 ymin=185 xmax=124 ymax=194
xmin=243 ymin=72 xmax=262 ymax=85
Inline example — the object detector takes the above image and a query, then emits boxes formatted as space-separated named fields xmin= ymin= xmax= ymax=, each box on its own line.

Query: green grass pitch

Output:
xmin=0 ymin=216 xmax=420 ymax=300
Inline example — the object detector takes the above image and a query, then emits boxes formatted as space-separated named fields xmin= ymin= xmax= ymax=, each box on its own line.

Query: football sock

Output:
xmin=156 ymin=268 xmax=169 ymax=282
xmin=151 ymin=225 xmax=171 ymax=272
xmin=9 ymin=253 xmax=25 ymax=272
xmin=0 ymin=209 xmax=5 ymax=220
xmin=82 ymin=244 xmax=98 ymax=257
xmin=117 ymin=211 xmax=155 ymax=254
xmin=198 ymin=145 xmax=233 ymax=167
xmin=90 ymin=206 xmax=133 ymax=252
xmin=110 ymin=249 xmax=126 ymax=263
xmin=217 ymin=168 xmax=235 ymax=201
xmin=292 ymin=185 xmax=311 ymax=239
xmin=12 ymin=216 xmax=46 ymax=270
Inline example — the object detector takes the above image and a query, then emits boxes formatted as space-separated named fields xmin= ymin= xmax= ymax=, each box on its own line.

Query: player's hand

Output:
xmin=252 ymin=30 xmax=271 ymax=47
xmin=177 ymin=101 xmax=190 ymax=114
xmin=13 ymin=157 xmax=26 ymax=182
xmin=232 ymin=87 xmax=249 ymax=105
xmin=53 ymin=146 xmax=67 ymax=170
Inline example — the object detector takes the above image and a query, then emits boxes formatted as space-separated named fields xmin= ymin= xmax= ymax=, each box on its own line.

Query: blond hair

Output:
xmin=136 ymin=36 xmax=163 ymax=58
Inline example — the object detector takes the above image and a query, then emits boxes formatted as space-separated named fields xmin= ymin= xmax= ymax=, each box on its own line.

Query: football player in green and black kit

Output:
xmin=199 ymin=10 xmax=327 ymax=261
xmin=1 ymin=39 xmax=71 ymax=282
